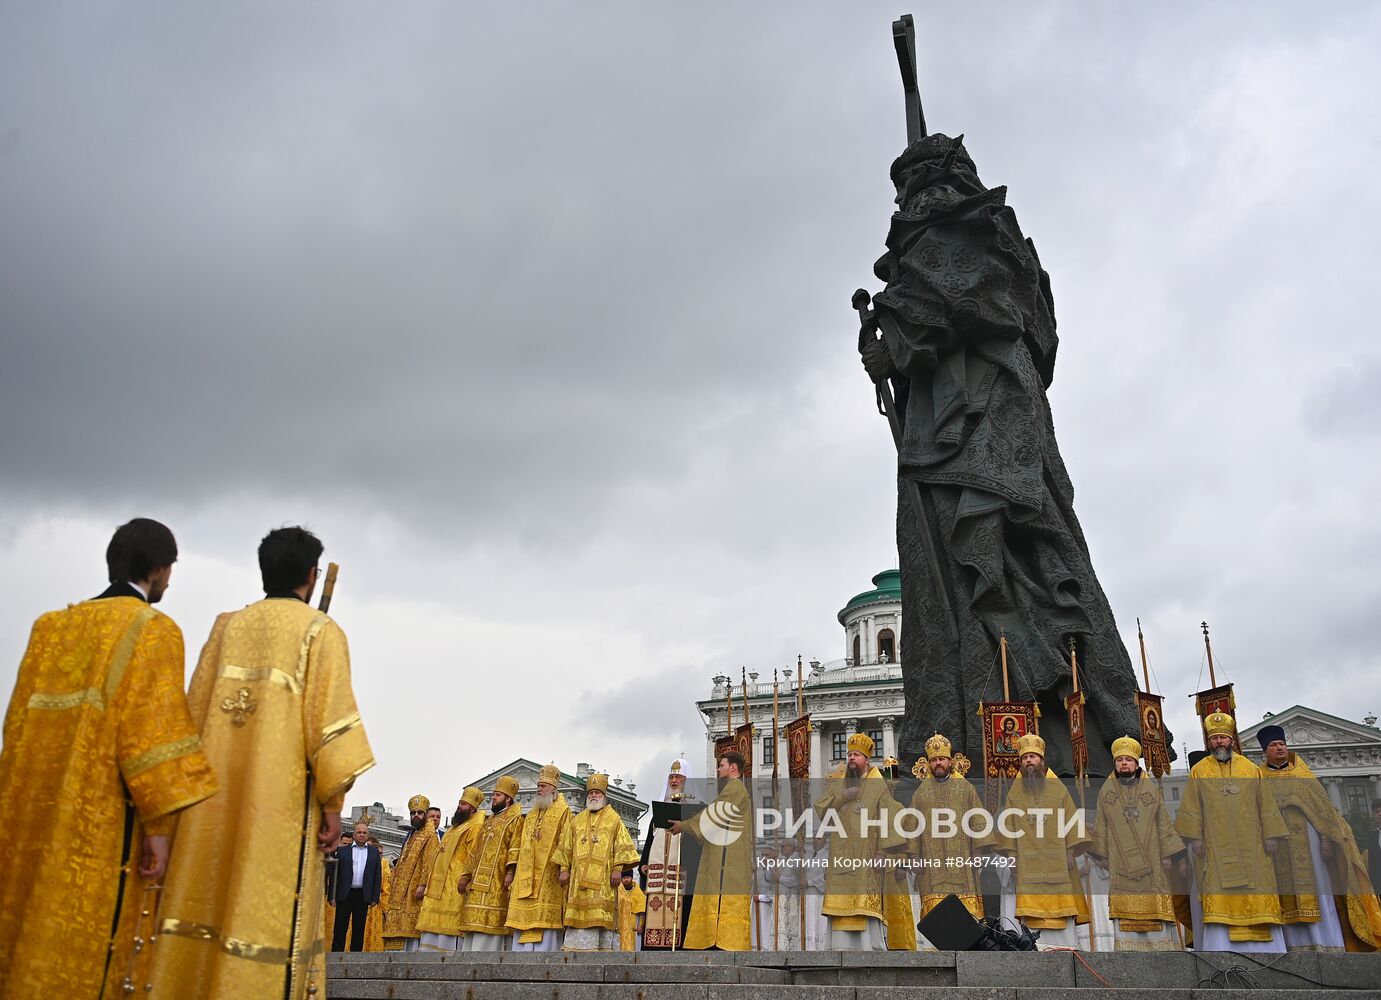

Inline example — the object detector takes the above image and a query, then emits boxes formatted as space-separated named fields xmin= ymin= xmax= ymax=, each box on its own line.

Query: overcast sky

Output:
xmin=3 ymin=2 xmax=1379 ymax=818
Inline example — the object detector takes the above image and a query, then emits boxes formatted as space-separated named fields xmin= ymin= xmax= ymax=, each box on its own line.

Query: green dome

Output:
xmin=838 ymin=569 xmax=902 ymax=623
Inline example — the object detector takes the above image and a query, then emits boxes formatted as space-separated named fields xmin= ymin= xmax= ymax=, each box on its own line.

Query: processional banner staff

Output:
xmin=784 ymin=657 xmax=812 ymax=951
xmin=1191 ymin=622 xmax=1238 ymax=753
xmin=1134 ymin=619 xmax=1170 ymax=779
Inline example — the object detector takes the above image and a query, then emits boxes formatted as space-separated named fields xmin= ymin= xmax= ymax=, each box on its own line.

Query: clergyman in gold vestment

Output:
xmin=456 ymin=776 xmax=525 ymax=951
xmin=992 ymin=733 xmax=1092 ymax=951
xmin=562 ymin=773 xmax=640 ymax=951
xmin=813 ymin=733 xmax=905 ymax=951
xmin=673 ymin=750 xmax=754 ymax=951
xmin=0 ymin=520 xmax=218 ymax=1000
xmin=1256 ymin=725 xmax=1381 ymax=951
xmin=910 ymin=733 xmax=992 ymax=925
xmin=1175 ymin=711 xmax=1288 ymax=952
xmin=416 ymin=788 xmax=487 ymax=951
xmin=506 ymin=763 xmax=574 ymax=951
xmin=385 ymin=796 xmax=442 ymax=949
xmin=1089 ymin=737 xmax=1184 ymax=951
xmin=150 ymin=527 xmax=375 ymax=998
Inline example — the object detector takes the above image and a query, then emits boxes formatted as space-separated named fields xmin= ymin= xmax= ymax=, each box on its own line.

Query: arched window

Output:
xmin=877 ymin=628 xmax=895 ymax=664
xmin=852 ymin=634 xmax=861 ymax=665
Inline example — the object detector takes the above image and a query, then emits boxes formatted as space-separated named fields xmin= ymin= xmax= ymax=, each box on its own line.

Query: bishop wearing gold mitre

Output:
xmin=384 ymin=795 xmax=443 ymax=950
xmin=1255 ymin=725 xmax=1381 ymax=951
xmin=813 ymin=732 xmax=906 ymax=950
xmin=455 ymin=776 xmax=525 ymax=951
xmin=669 ymin=749 xmax=754 ymax=950
xmin=563 ymin=773 xmax=641 ymax=951
xmin=1089 ymin=736 xmax=1185 ymax=951
xmin=506 ymin=763 xmax=574 ymax=951
xmin=910 ymin=732 xmax=993 ymax=923
xmin=151 ymin=526 xmax=373 ymax=999
xmin=416 ymin=787 xmax=487 ymax=951
xmin=0 ymin=519 xmax=219 ymax=1000
xmin=992 ymin=732 xmax=1091 ymax=950
xmin=1175 ymin=711 xmax=1289 ymax=952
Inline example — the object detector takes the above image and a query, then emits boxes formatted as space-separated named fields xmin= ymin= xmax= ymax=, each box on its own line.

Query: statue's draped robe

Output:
xmin=456 ymin=804 xmax=524 ymax=943
xmin=869 ymin=134 xmax=1153 ymax=774
xmin=617 ymin=883 xmax=647 ymax=952
xmin=564 ymin=808 xmax=640 ymax=931
xmin=385 ymin=823 xmax=441 ymax=946
xmin=814 ymin=766 xmax=905 ymax=946
xmin=506 ymin=794 xmax=573 ymax=938
xmin=1090 ymin=772 xmax=1183 ymax=950
xmin=994 ymin=775 xmax=1090 ymax=931
xmin=0 ymin=595 xmax=218 ymax=999
xmin=1259 ymin=754 xmax=1381 ymax=951
xmin=683 ymin=777 xmax=753 ymax=951
xmin=363 ymin=855 xmax=392 ymax=951
xmin=910 ymin=773 xmax=992 ymax=920
xmin=1175 ymin=753 xmax=1287 ymax=943
xmin=151 ymin=598 xmax=373 ymax=999
xmin=416 ymin=811 xmax=486 ymax=947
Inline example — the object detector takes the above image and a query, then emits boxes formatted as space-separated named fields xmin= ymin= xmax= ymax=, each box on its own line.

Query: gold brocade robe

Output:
xmin=151 ymin=598 xmax=374 ymax=999
xmin=994 ymin=775 xmax=1091 ymax=925
xmin=1090 ymin=772 xmax=1182 ymax=928
xmin=564 ymin=807 xmax=640 ymax=930
xmin=456 ymin=804 xmax=525 ymax=935
xmin=882 ymin=788 xmax=916 ymax=950
xmin=910 ymin=773 xmax=992 ymax=920
xmin=683 ymin=777 xmax=753 ymax=951
xmin=617 ymin=884 xmax=646 ymax=951
xmin=506 ymin=794 xmax=573 ymax=932
xmin=0 ymin=597 xmax=218 ymax=1000
xmin=814 ymin=766 xmax=905 ymax=923
xmin=363 ymin=855 xmax=392 ymax=951
xmin=1175 ymin=752 xmax=1287 ymax=936
xmin=416 ymin=811 xmax=486 ymax=936
xmin=385 ymin=824 xmax=442 ymax=944
xmin=1259 ymin=754 xmax=1381 ymax=949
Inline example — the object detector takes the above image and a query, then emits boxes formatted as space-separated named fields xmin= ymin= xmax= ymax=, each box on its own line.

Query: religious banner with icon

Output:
xmin=1064 ymin=689 xmax=1087 ymax=789
xmin=1135 ymin=691 xmax=1170 ymax=777
xmin=978 ymin=700 xmax=1040 ymax=813
xmin=1193 ymin=683 xmax=1239 ymax=753
xmin=714 ymin=723 xmax=754 ymax=784
xmin=781 ymin=714 xmax=811 ymax=822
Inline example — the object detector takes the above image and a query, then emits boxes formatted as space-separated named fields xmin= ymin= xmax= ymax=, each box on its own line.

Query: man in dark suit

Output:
xmin=1369 ymin=800 xmax=1381 ymax=899
xmin=328 ymin=820 xmax=383 ymax=951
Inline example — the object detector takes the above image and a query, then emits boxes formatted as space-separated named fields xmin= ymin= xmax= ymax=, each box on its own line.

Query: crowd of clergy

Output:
xmin=2 ymin=519 xmax=1381 ymax=1000
xmin=347 ymin=721 xmax=1381 ymax=959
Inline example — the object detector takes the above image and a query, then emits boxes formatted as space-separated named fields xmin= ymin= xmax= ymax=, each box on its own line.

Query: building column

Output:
xmin=881 ymin=716 xmax=896 ymax=761
xmin=1326 ymin=777 xmax=1345 ymax=811
xmin=810 ymin=725 xmax=823 ymax=781
xmin=1371 ymin=775 xmax=1381 ymax=805
xmin=863 ymin=618 xmax=873 ymax=662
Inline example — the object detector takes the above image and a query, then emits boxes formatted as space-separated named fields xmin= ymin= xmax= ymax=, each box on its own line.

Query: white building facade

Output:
xmin=696 ymin=570 xmax=908 ymax=784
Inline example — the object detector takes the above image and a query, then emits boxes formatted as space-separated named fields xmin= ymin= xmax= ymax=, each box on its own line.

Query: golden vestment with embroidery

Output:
xmin=564 ymin=807 xmax=640 ymax=930
xmin=994 ymin=775 xmax=1091 ymax=926
xmin=881 ymin=789 xmax=916 ymax=949
xmin=1175 ymin=752 xmax=1287 ymax=939
xmin=506 ymin=794 xmax=573 ymax=932
xmin=416 ymin=811 xmax=486 ymax=936
xmin=618 ymin=883 xmax=646 ymax=951
xmin=682 ymin=777 xmax=753 ymax=950
xmin=0 ymin=597 xmax=218 ymax=999
xmin=1259 ymin=754 xmax=1381 ymax=949
xmin=814 ymin=766 xmax=905 ymax=925
xmin=150 ymin=598 xmax=374 ymax=999
xmin=363 ymin=855 xmax=392 ymax=951
xmin=385 ymin=823 xmax=442 ymax=944
xmin=456 ymin=804 xmax=525 ymax=935
xmin=1091 ymin=772 xmax=1182 ymax=928
xmin=910 ymin=773 xmax=991 ymax=920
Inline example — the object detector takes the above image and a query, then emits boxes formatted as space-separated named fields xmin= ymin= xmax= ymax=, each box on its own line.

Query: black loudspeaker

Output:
xmin=916 ymin=893 xmax=986 ymax=951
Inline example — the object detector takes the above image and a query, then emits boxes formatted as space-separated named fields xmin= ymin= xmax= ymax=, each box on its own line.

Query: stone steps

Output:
xmin=327 ymin=950 xmax=1381 ymax=997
